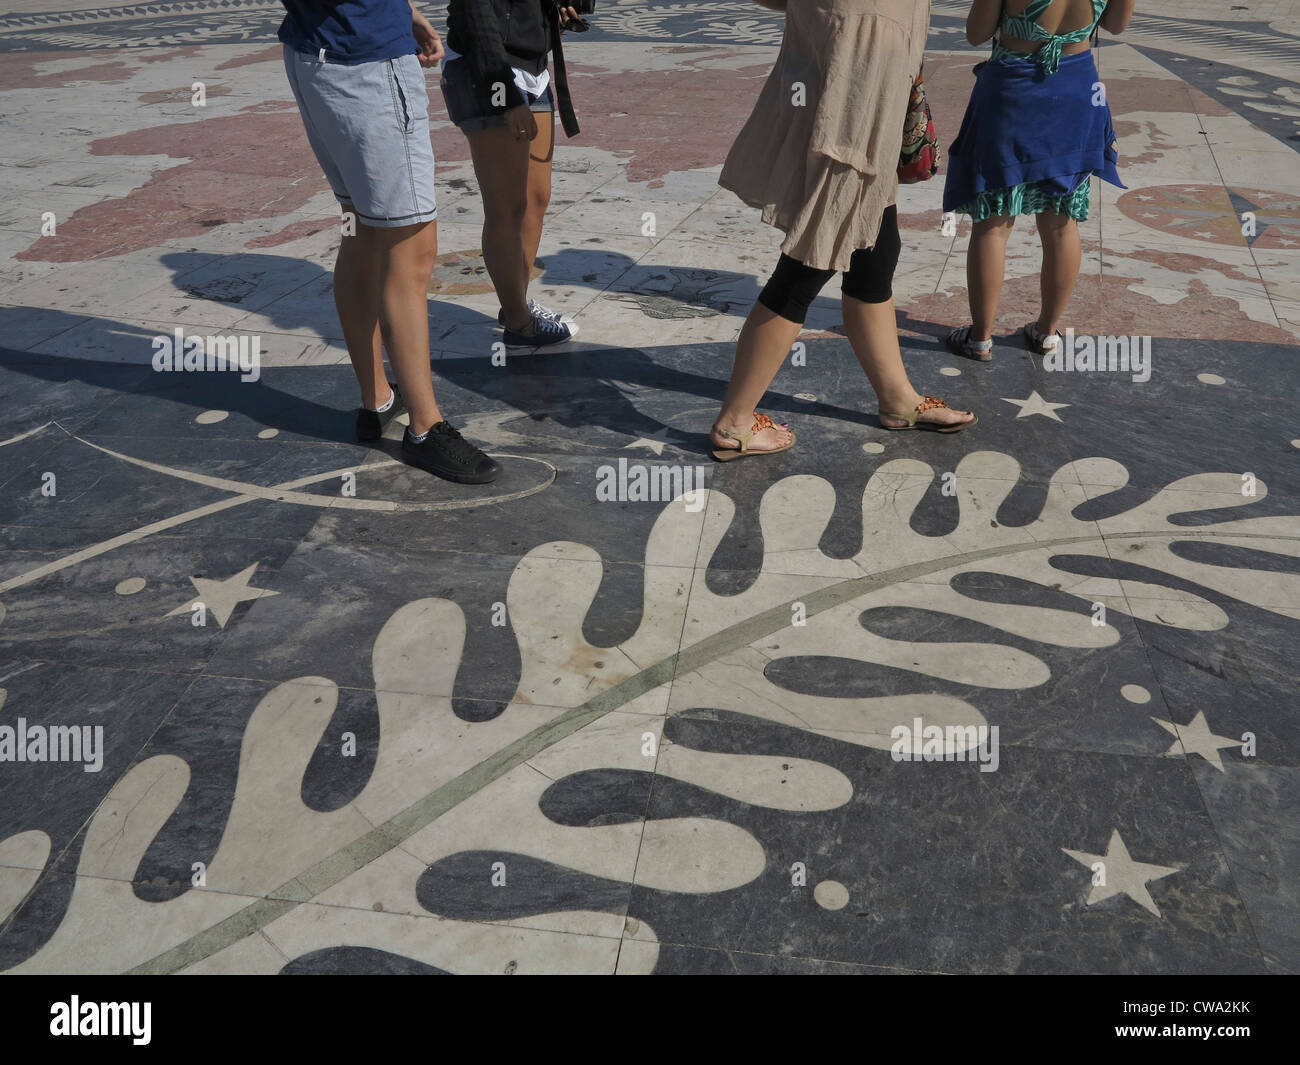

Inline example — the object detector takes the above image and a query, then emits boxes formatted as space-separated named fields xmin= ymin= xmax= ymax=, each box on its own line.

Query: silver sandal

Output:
xmin=1023 ymin=322 xmax=1063 ymax=355
xmin=947 ymin=325 xmax=993 ymax=361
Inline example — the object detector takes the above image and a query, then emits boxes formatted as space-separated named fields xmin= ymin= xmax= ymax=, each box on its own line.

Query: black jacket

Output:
xmin=446 ymin=0 xmax=551 ymax=110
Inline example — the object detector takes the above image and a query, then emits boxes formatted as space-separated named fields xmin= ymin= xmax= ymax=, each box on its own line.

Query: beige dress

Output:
xmin=719 ymin=0 xmax=929 ymax=272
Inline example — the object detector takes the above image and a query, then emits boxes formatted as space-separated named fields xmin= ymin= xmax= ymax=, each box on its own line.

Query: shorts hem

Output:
xmin=336 ymin=198 xmax=438 ymax=227
xmin=454 ymin=101 xmax=554 ymax=133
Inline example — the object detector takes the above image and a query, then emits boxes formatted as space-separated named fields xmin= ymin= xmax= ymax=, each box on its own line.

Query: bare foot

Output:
xmin=710 ymin=411 xmax=794 ymax=453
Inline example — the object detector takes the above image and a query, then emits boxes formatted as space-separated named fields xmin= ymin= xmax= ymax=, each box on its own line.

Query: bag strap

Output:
xmin=917 ymin=0 xmax=929 ymax=79
xmin=548 ymin=12 xmax=580 ymax=138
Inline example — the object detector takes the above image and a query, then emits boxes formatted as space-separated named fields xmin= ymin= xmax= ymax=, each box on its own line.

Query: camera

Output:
xmin=556 ymin=0 xmax=595 ymax=32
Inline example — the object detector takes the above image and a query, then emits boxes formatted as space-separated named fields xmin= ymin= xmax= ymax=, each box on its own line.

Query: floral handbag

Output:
xmin=898 ymin=65 xmax=940 ymax=183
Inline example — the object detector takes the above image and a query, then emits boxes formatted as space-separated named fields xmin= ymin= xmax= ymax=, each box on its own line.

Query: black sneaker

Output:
xmin=355 ymin=382 xmax=407 ymax=442
xmin=401 ymin=422 xmax=500 ymax=484
xmin=502 ymin=310 xmax=579 ymax=349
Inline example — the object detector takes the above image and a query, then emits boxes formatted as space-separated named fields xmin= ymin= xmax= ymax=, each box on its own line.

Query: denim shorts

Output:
xmin=440 ymin=56 xmax=554 ymax=133
xmin=283 ymin=45 xmax=437 ymax=228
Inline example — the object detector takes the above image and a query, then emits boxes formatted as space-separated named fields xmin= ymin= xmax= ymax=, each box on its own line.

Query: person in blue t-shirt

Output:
xmin=279 ymin=0 xmax=500 ymax=484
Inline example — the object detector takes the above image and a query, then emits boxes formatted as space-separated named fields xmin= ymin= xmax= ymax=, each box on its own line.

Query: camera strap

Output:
xmin=549 ymin=11 xmax=580 ymax=137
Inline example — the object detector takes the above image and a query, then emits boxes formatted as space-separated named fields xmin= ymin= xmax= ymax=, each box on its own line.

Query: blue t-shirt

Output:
xmin=279 ymin=0 xmax=416 ymax=64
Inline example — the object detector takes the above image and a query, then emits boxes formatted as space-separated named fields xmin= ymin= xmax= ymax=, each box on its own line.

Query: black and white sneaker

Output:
xmin=502 ymin=310 xmax=579 ymax=349
xmin=355 ymin=382 xmax=407 ymax=442
xmin=400 ymin=422 xmax=500 ymax=484
xmin=497 ymin=298 xmax=565 ymax=326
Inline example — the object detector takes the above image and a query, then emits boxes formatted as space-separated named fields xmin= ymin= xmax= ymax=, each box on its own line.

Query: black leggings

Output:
xmin=757 ymin=204 xmax=902 ymax=324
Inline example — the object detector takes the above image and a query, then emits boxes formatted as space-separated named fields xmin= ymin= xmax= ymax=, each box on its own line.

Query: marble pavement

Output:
xmin=0 ymin=0 xmax=1298 ymax=974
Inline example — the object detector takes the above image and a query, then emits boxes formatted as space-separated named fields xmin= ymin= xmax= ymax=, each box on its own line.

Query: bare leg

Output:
xmin=333 ymin=202 xmax=389 ymax=411
xmin=709 ymin=301 xmax=799 ymax=452
xmin=712 ymin=300 xmax=800 ymax=455
xmin=523 ymin=109 xmax=554 ymax=271
xmin=467 ymin=125 xmax=533 ymax=330
xmin=842 ymin=295 xmax=974 ymax=428
xmin=967 ymin=216 xmax=1015 ymax=341
xmin=371 ymin=219 xmax=443 ymax=436
xmin=1036 ymin=211 xmax=1081 ymax=336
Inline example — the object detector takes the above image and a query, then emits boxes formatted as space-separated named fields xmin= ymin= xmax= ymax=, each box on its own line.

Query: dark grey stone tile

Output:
xmin=71 ymin=364 xmax=367 ymax=447
xmin=0 ymin=343 xmax=153 ymax=440
xmin=757 ymin=573 xmax=1176 ymax=758
xmin=122 ymin=674 xmax=382 ymax=902
xmin=1048 ymin=339 xmax=1300 ymax=495
xmin=645 ymin=943 xmax=932 ymax=974
xmin=0 ymin=663 xmax=194 ymax=969
xmin=281 ymin=946 xmax=449 ymax=974
xmin=416 ymin=850 xmax=632 ymax=923
xmin=305 ymin=443 xmax=702 ymax=570
xmin=0 ymin=432 xmax=231 ymax=531
xmin=621 ymin=711 xmax=1266 ymax=973
xmin=1192 ymin=763 xmax=1300 ymax=973
xmin=0 ymin=529 xmax=304 ymax=673
xmin=1129 ymin=590 xmax=1300 ymax=770
xmin=201 ymin=539 xmax=525 ymax=711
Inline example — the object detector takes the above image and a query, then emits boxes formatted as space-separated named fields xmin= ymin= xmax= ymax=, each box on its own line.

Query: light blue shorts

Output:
xmin=283 ymin=45 xmax=438 ymax=228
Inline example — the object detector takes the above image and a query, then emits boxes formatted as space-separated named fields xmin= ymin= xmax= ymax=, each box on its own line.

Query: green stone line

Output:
xmin=128 ymin=527 xmax=1281 ymax=974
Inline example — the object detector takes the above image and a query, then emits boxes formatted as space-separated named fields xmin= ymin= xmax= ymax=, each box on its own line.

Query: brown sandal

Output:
xmin=880 ymin=395 xmax=977 ymax=433
xmin=711 ymin=411 xmax=797 ymax=461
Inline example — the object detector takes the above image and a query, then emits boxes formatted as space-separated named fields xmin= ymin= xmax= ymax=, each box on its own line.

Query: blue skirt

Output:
xmin=942 ymin=50 xmax=1126 ymax=216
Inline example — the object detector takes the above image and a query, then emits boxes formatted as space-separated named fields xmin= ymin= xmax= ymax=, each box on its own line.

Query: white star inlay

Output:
xmin=165 ymin=563 xmax=279 ymax=628
xmin=1002 ymin=391 xmax=1070 ymax=422
xmin=1063 ymin=829 xmax=1182 ymax=917
xmin=1153 ymin=710 xmax=1240 ymax=772
xmin=624 ymin=436 xmax=669 ymax=456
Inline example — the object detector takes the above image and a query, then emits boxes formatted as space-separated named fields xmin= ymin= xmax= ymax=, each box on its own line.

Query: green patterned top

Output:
xmin=992 ymin=0 xmax=1107 ymax=74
